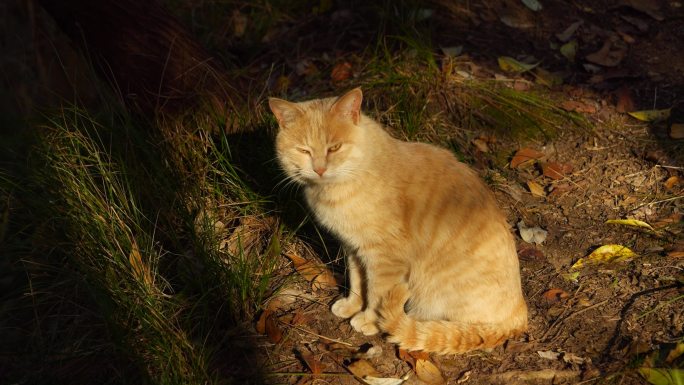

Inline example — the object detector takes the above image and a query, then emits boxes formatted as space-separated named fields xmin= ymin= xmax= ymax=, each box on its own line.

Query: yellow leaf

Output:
xmin=527 ymin=181 xmax=546 ymax=197
xmin=571 ymin=244 xmax=636 ymax=270
xmin=638 ymin=367 xmax=684 ymax=385
xmin=497 ymin=56 xmax=539 ymax=73
xmin=606 ymin=219 xmax=655 ymax=231
xmin=628 ymin=109 xmax=671 ymax=122
xmin=347 ymin=359 xmax=380 ymax=378
xmin=415 ymin=359 xmax=445 ymax=385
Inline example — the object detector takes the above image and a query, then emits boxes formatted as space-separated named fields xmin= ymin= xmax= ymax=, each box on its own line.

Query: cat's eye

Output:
xmin=327 ymin=143 xmax=342 ymax=153
xmin=296 ymin=148 xmax=311 ymax=155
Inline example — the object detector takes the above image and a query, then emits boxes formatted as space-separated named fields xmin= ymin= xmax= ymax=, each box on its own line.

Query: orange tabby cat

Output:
xmin=269 ymin=88 xmax=527 ymax=354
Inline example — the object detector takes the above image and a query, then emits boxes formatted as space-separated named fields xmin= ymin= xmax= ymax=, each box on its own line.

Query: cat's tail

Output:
xmin=378 ymin=283 xmax=527 ymax=354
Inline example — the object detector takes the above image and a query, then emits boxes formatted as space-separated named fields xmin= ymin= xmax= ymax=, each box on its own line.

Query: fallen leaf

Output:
xmin=556 ymin=21 xmax=583 ymax=42
xmin=560 ymin=40 xmax=578 ymax=62
xmin=615 ymin=86 xmax=635 ymax=113
xmin=606 ymin=218 xmax=655 ymax=231
xmin=667 ymin=249 xmax=684 ymax=259
xmin=586 ymin=37 xmax=628 ymax=67
xmin=664 ymin=176 xmax=680 ymax=190
xmin=548 ymin=183 xmax=573 ymax=197
xmin=498 ymin=56 xmax=539 ymax=73
xmin=364 ymin=376 xmax=408 ymax=385
xmin=256 ymin=310 xmax=270 ymax=334
xmin=416 ymin=359 xmax=445 ymax=385
xmin=665 ymin=342 xmax=684 ymax=364
xmin=621 ymin=14 xmax=649 ymax=32
xmin=563 ymin=271 xmax=580 ymax=281
xmin=518 ymin=246 xmax=545 ymax=261
xmin=265 ymin=313 xmax=283 ymax=343
xmin=398 ymin=349 xmax=416 ymax=368
xmin=620 ymin=0 xmax=665 ymax=21
xmin=534 ymin=67 xmax=564 ymax=87
xmin=331 ymin=62 xmax=352 ymax=83
xmin=347 ymin=359 xmax=380 ymax=378
xmin=628 ymin=109 xmax=671 ymax=122
xmin=313 ymin=269 xmax=338 ymax=290
xmin=472 ymin=138 xmax=489 ymax=153
xmin=300 ymin=349 xmax=323 ymax=375
xmin=652 ymin=213 xmax=683 ymax=228
xmin=517 ymin=221 xmax=548 ymax=245
xmin=296 ymin=59 xmax=318 ymax=77
xmin=542 ymin=162 xmax=573 ymax=180
xmin=538 ymin=350 xmax=561 ymax=360
xmin=562 ymin=352 xmax=589 ymax=365
xmin=638 ymin=367 xmax=684 ymax=385
xmin=670 ymin=123 xmax=684 ymax=139
xmin=560 ymin=100 xmax=597 ymax=113
xmin=527 ymin=180 xmax=546 ymax=197
xmin=441 ymin=46 xmax=463 ymax=57
xmin=570 ymin=244 xmax=637 ymax=270
xmin=521 ymin=0 xmax=543 ymax=11
xmin=285 ymin=253 xmax=336 ymax=289
xmin=510 ymin=147 xmax=545 ymax=168
xmin=542 ymin=288 xmax=569 ymax=303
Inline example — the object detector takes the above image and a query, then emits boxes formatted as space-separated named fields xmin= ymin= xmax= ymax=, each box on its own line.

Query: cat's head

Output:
xmin=269 ymin=88 xmax=366 ymax=185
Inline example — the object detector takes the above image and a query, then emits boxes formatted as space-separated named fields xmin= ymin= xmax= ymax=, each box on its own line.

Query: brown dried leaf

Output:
xmin=586 ymin=38 xmax=628 ymax=67
xmin=285 ymin=253 xmax=326 ymax=282
xmin=542 ymin=288 xmax=569 ymax=304
xmin=548 ymin=183 xmax=573 ymax=197
xmin=265 ymin=313 xmax=283 ymax=343
xmin=664 ymin=176 xmax=680 ymax=190
xmin=347 ymin=359 xmax=380 ymax=378
xmin=670 ymin=123 xmax=684 ymax=139
xmin=398 ymin=349 xmax=416 ymax=368
xmin=543 ymin=162 xmax=572 ymax=180
xmin=331 ymin=62 xmax=352 ymax=83
xmin=653 ymin=212 xmax=683 ymax=228
xmin=472 ymin=138 xmax=489 ymax=153
xmin=416 ymin=359 xmax=445 ymax=385
xmin=518 ymin=246 xmax=545 ymax=261
xmin=615 ymin=86 xmax=635 ymax=113
xmin=300 ymin=349 xmax=323 ymax=375
xmin=510 ymin=147 xmax=545 ymax=168
xmin=313 ymin=269 xmax=338 ymax=290
xmin=256 ymin=310 xmax=271 ymax=334
xmin=527 ymin=180 xmax=546 ymax=197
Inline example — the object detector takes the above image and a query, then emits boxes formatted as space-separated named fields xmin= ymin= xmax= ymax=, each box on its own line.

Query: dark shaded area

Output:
xmin=37 ymin=0 xmax=240 ymax=116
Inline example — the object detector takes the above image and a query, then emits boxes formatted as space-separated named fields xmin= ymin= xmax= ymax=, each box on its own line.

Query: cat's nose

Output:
xmin=314 ymin=167 xmax=327 ymax=176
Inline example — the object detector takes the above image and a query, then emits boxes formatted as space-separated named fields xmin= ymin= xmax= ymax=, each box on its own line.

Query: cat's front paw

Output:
xmin=350 ymin=310 xmax=379 ymax=335
xmin=331 ymin=295 xmax=363 ymax=319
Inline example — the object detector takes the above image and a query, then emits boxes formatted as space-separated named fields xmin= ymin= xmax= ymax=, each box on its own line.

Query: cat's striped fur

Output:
xmin=269 ymin=88 xmax=527 ymax=354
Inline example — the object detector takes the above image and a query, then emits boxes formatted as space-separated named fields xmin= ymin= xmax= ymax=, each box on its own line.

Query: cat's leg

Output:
xmin=331 ymin=252 xmax=363 ymax=319
xmin=350 ymin=259 xmax=405 ymax=336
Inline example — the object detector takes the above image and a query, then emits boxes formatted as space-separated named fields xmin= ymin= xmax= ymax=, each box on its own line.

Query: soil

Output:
xmin=246 ymin=1 xmax=684 ymax=384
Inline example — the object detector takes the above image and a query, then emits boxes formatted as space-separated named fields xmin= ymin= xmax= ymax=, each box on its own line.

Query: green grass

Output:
xmin=0 ymin=99 xmax=284 ymax=384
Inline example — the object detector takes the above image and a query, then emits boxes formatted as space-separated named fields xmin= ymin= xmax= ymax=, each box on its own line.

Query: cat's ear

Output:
xmin=330 ymin=88 xmax=362 ymax=125
xmin=268 ymin=98 xmax=300 ymax=128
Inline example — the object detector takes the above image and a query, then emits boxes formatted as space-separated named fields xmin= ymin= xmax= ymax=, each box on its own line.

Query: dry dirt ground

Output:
xmin=241 ymin=1 xmax=684 ymax=384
